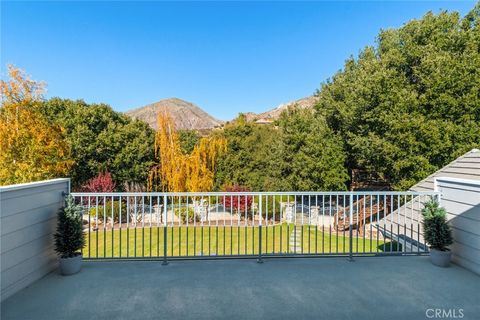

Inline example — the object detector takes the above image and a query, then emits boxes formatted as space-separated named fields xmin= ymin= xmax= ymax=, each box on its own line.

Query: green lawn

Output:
xmin=82 ymin=224 xmax=398 ymax=258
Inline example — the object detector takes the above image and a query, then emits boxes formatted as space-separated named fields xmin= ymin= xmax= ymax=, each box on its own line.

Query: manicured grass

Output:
xmin=299 ymin=225 xmax=394 ymax=254
xmin=82 ymin=224 xmax=396 ymax=258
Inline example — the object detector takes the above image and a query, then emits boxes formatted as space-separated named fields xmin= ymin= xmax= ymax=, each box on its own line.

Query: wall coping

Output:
xmin=0 ymin=178 xmax=70 ymax=193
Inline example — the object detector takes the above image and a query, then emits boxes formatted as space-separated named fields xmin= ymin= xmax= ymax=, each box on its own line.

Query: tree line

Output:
xmin=1 ymin=4 xmax=479 ymax=191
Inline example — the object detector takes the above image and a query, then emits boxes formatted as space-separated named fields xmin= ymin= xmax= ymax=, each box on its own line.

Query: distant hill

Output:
xmin=244 ymin=96 xmax=319 ymax=122
xmin=125 ymin=98 xmax=223 ymax=130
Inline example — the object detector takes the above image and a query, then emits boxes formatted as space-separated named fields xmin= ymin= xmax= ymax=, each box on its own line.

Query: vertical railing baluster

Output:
xmin=416 ymin=194 xmax=420 ymax=254
xmin=390 ymin=195 xmax=393 ymax=254
xmin=111 ymin=196 xmax=114 ymax=258
xmin=349 ymin=193 xmax=354 ymax=261
xmin=216 ymin=195 xmax=219 ymax=256
xmin=103 ymin=196 xmax=106 ymax=258
xmin=119 ymin=196 xmax=122 ymax=258
xmin=171 ymin=196 xmax=174 ymax=256
xmin=280 ymin=195 xmax=283 ymax=254
xmin=157 ymin=195 xmax=160 ymax=257
xmin=362 ymin=194 xmax=366 ymax=253
xmin=186 ymin=196 xmax=189 ymax=257
xmin=134 ymin=196 xmax=137 ymax=258
xmin=293 ymin=196 xmax=296 ymax=254
xmin=356 ymin=194 xmax=359 ymax=254
xmin=308 ymin=195 xmax=311 ymax=254
xmin=257 ymin=194 xmax=263 ymax=263
xmin=315 ymin=195 xmax=318 ymax=254
xmin=149 ymin=196 xmax=152 ymax=258
xmin=343 ymin=195 xmax=346 ymax=253
xmin=80 ymin=196 xmax=83 ymax=257
xmin=237 ymin=195 xmax=240 ymax=255
xmin=96 ymin=196 xmax=99 ymax=259
xmin=300 ymin=195 xmax=303 ymax=254
xmin=390 ymin=194 xmax=394 ymax=252
xmin=286 ymin=194 xmax=290 ymax=254
xmin=368 ymin=194 xmax=373 ymax=253
xmin=88 ymin=196 xmax=91 ymax=259
xmin=142 ymin=196 xmax=145 ymax=258
xmin=201 ymin=196 xmax=204 ymax=256
xmin=265 ymin=195 xmax=269 ymax=255
xmin=126 ymin=196 xmax=130 ymax=258
xmin=194 ymin=196 xmax=197 ymax=257
xmin=411 ymin=194 xmax=415 ymax=254
xmin=252 ymin=195 xmax=255 ymax=255
xmin=322 ymin=194 xmax=325 ymax=254
xmin=383 ymin=194 xmax=387 ymax=253
xmin=396 ymin=194 xmax=400 ymax=254
xmin=244 ymin=196 xmax=247 ymax=255
xmin=403 ymin=194 xmax=407 ymax=254
xmin=222 ymin=195 xmax=226 ymax=256
xmin=162 ymin=194 xmax=168 ymax=265
xmin=229 ymin=195 xmax=233 ymax=256
xmin=336 ymin=194 xmax=339 ymax=254
xmin=208 ymin=196 xmax=211 ymax=256
xmin=329 ymin=194 xmax=332 ymax=254
xmin=178 ymin=196 xmax=181 ymax=257
xmin=273 ymin=195 xmax=276 ymax=254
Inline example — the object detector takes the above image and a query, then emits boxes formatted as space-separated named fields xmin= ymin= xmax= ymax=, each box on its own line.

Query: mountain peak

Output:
xmin=244 ymin=96 xmax=320 ymax=122
xmin=125 ymin=98 xmax=223 ymax=131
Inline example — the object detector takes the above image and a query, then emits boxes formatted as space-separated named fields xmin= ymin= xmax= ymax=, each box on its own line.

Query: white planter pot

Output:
xmin=430 ymin=249 xmax=452 ymax=268
xmin=59 ymin=254 xmax=82 ymax=275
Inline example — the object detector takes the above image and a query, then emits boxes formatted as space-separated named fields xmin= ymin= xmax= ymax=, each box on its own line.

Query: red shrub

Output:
xmin=221 ymin=185 xmax=253 ymax=213
xmin=83 ymin=171 xmax=116 ymax=193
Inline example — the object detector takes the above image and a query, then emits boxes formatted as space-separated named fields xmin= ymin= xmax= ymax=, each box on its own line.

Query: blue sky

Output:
xmin=1 ymin=1 xmax=475 ymax=120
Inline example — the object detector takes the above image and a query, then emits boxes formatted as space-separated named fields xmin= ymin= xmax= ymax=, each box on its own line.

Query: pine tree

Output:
xmin=54 ymin=196 xmax=85 ymax=258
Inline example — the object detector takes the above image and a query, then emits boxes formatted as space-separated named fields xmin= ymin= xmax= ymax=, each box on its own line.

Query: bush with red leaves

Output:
xmin=221 ymin=185 xmax=253 ymax=213
xmin=82 ymin=171 xmax=116 ymax=193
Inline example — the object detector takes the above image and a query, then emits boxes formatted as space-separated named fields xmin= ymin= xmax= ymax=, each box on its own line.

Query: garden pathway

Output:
xmin=289 ymin=225 xmax=302 ymax=253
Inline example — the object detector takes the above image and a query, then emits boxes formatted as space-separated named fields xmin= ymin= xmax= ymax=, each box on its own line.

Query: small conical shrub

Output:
xmin=421 ymin=199 xmax=453 ymax=251
xmin=54 ymin=195 xmax=85 ymax=258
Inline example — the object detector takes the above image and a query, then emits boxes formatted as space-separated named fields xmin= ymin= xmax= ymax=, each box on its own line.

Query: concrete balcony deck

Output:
xmin=1 ymin=256 xmax=479 ymax=320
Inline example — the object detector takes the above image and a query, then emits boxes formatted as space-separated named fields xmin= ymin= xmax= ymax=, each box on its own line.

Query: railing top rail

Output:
xmin=70 ymin=191 xmax=440 ymax=197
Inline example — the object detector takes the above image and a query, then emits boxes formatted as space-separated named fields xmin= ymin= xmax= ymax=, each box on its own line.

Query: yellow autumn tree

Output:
xmin=0 ymin=65 xmax=73 ymax=185
xmin=185 ymin=137 xmax=226 ymax=192
xmin=148 ymin=112 xmax=226 ymax=192
xmin=148 ymin=112 xmax=185 ymax=192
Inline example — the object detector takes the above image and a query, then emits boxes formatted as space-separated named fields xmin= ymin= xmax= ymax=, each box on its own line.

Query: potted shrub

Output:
xmin=54 ymin=195 xmax=86 ymax=275
xmin=421 ymin=199 xmax=453 ymax=267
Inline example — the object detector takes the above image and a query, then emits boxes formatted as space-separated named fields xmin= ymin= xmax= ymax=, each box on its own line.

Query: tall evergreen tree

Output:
xmin=317 ymin=5 xmax=480 ymax=189
xmin=214 ymin=115 xmax=283 ymax=191
xmin=277 ymin=109 xmax=349 ymax=191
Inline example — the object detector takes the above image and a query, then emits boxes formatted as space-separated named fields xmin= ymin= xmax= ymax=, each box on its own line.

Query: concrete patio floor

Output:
xmin=1 ymin=256 xmax=479 ymax=320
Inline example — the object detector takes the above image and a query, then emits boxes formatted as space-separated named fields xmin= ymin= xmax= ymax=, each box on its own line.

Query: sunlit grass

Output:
xmin=82 ymin=223 xmax=396 ymax=258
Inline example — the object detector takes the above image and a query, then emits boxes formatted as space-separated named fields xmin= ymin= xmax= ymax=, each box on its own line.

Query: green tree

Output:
xmin=39 ymin=98 xmax=155 ymax=190
xmin=214 ymin=114 xmax=283 ymax=191
xmin=214 ymin=112 xmax=348 ymax=191
xmin=178 ymin=130 xmax=200 ymax=154
xmin=277 ymin=109 xmax=349 ymax=191
xmin=317 ymin=5 xmax=480 ymax=189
